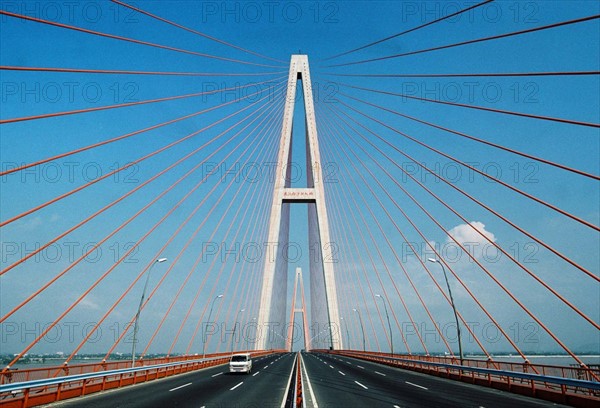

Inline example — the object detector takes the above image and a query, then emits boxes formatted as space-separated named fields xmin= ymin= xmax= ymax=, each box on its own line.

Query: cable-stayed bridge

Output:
xmin=0 ymin=1 xmax=598 ymax=407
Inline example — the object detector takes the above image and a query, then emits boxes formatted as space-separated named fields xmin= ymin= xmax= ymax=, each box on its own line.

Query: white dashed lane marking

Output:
xmin=169 ymin=382 xmax=192 ymax=392
xmin=230 ymin=382 xmax=244 ymax=391
xmin=405 ymin=381 xmax=428 ymax=390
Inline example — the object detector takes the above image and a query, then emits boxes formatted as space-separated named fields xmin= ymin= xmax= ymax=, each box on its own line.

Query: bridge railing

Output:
xmin=0 ymin=350 xmax=282 ymax=408
xmin=316 ymin=350 xmax=600 ymax=407
xmin=0 ymin=351 xmax=240 ymax=385
xmin=320 ymin=350 xmax=599 ymax=382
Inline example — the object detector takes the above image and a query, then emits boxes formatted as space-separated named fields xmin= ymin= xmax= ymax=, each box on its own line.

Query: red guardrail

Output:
xmin=0 ymin=350 xmax=284 ymax=408
xmin=314 ymin=350 xmax=600 ymax=408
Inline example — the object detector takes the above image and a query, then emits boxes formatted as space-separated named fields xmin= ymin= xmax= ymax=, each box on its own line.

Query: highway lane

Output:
xmin=49 ymin=352 xmax=295 ymax=408
xmin=302 ymin=352 xmax=569 ymax=408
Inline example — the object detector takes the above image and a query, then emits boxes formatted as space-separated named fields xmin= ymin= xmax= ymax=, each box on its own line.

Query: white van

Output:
xmin=229 ymin=353 xmax=252 ymax=374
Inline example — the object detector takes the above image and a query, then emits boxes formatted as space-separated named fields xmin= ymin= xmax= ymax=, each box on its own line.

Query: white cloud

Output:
xmin=15 ymin=216 xmax=43 ymax=231
xmin=445 ymin=221 xmax=497 ymax=262
xmin=447 ymin=221 xmax=496 ymax=246
xmin=80 ymin=296 xmax=100 ymax=310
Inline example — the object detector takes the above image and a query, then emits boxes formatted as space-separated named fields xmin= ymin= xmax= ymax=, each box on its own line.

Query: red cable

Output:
xmin=338 ymin=82 xmax=599 ymax=129
xmin=2 ymin=90 xmax=284 ymax=330
xmin=1 ymin=65 xmax=287 ymax=76
xmin=111 ymin=0 xmax=286 ymax=64
xmin=327 ymin=184 xmax=384 ymax=352
xmin=332 ymin=102 xmax=600 ymax=326
xmin=324 ymin=104 xmax=541 ymax=364
xmin=322 ymin=71 xmax=600 ymax=78
xmin=321 ymin=119 xmax=460 ymax=357
xmin=0 ymin=10 xmax=283 ymax=69
xmin=328 ymin=204 xmax=368 ymax=351
xmin=9 ymin=95 xmax=282 ymax=366
xmin=321 ymin=0 xmax=493 ymax=61
xmin=177 ymin=111 xmax=281 ymax=355
xmin=0 ymin=76 xmax=285 ymax=125
xmin=212 ymin=130 xmax=281 ymax=353
xmin=326 ymin=14 xmax=600 ymax=67
xmin=335 ymin=89 xmax=599 ymax=180
xmin=0 ymin=82 xmax=285 ymax=277
xmin=336 ymin=98 xmax=599 ymax=232
xmin=322 ymin=112 xmax=473 ymax=356
xmin=141 ymin=99 xmax=283 ymax=356
xmin=329 ymin=104 xmax=597 ymax=374
xmin=101 ymin=96 xmax=283 ymax=360
xmin=183 ymin=104 xmax=283 ymax=354
xmin=0 ymin=77 xmax=285 ymax=177
xmin=320 ymin=116 xmax=427 ymax=354
xmin=0 ymin=84 xmax=282 ymax=228
xmin=333 ymin=94 xmax=597 ymax=280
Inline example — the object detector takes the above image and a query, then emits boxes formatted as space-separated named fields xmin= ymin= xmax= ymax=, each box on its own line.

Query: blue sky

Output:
xmin=1 ymin=1 xmax=599 ymax=361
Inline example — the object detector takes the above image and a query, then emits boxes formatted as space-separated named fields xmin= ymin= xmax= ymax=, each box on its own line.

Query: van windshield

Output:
xmin=231 ymin=355 xmax=248 ymax=362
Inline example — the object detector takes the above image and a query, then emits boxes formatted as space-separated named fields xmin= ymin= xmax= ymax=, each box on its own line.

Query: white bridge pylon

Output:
xmin=256 ymin=55 xmax=342 ymax=350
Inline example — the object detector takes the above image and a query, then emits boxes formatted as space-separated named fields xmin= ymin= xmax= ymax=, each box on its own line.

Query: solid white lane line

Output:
xmin=252 ymin=372 xmax=259 ymax=376
xmin=338 ymin=371 xmax=346 ymax=376
xmin=354 ymin=381 xmax=368 ymax=389
xmin=280 ymin=354 xmax=298 ymax=408
xmin=405 ymin=381 xmax=428 ymax=390
xmin=230 ymin=382 xmax=244 ymax=391
xmin=300 ymin=353 xmax=319 ymax=408
xmin=375 ymin=371 xmax=386 ymax=376
xmin=211 ymin=372 xmax=223 ymax=377
xmin=169 ymin=382 xmax=192 ymax=392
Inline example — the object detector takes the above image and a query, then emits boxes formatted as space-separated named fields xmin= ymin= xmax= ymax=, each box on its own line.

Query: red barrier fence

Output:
xmin=314 ymin=350 xmax=600 ymax=408
xmin=0 ymin=350 xmax=283 ymax=408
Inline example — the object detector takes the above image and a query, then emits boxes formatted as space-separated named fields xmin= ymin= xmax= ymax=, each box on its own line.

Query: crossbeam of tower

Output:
xmin=256 ymin=55 xmax=342 ymax=350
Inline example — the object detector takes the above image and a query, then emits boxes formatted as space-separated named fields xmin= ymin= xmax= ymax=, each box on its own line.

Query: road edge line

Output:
xmin=300 ymin=353 xmax=318 ymax=408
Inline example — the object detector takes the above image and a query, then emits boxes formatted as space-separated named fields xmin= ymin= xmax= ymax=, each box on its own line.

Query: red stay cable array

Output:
xmin=325 ymin=14 xmax=600 ymax=67
xmin=0 ymin=10 xmax=282 ymax=68
xmin=111 ymin=0 xmax=286 ymax=64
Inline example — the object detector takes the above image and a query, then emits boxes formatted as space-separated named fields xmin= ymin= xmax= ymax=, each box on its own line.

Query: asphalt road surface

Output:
xmin=45 ymin=351 xmax=571 ymax=407
xmin=301 ymin=352 xmax=570 ymax=408
xmin=48 ymin=352 xmax=295 ymax=408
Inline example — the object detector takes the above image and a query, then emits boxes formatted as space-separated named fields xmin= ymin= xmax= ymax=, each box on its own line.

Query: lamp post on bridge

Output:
xmin=428 ymin=257 xmax=463 ymax=365
xmin=376 ymin=294 xmax=393 ymax=356
xmin=353 ymin=308 xmax=366 ymax=352
xmin=131 ymin=257 xmax=167 ymax=368
xmin=231 ymin=309 xmax=245 ymax=353
xmin=202 ymin=294 xmax=223 ymax=360
xmin=340 ymin=317 xmax=350 ymax=350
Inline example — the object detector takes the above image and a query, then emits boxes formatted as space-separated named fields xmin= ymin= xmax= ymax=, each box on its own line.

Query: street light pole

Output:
xmin=202 ymin=294 xmax=223 ymax=359
xmin=428 ymin=258 xmax=463 ymax=365
xmin=231 ymin=309 xmax=245 ymax=353
xmin=340 ymin=317 xmax=350 ymax=350
xmin=376 ymin=294 xmax=393 ymax=356
xmin=353 ymin=308 xmax=366 ymax=352
xmin=131 ymin=257 xmax=167 ymax=368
